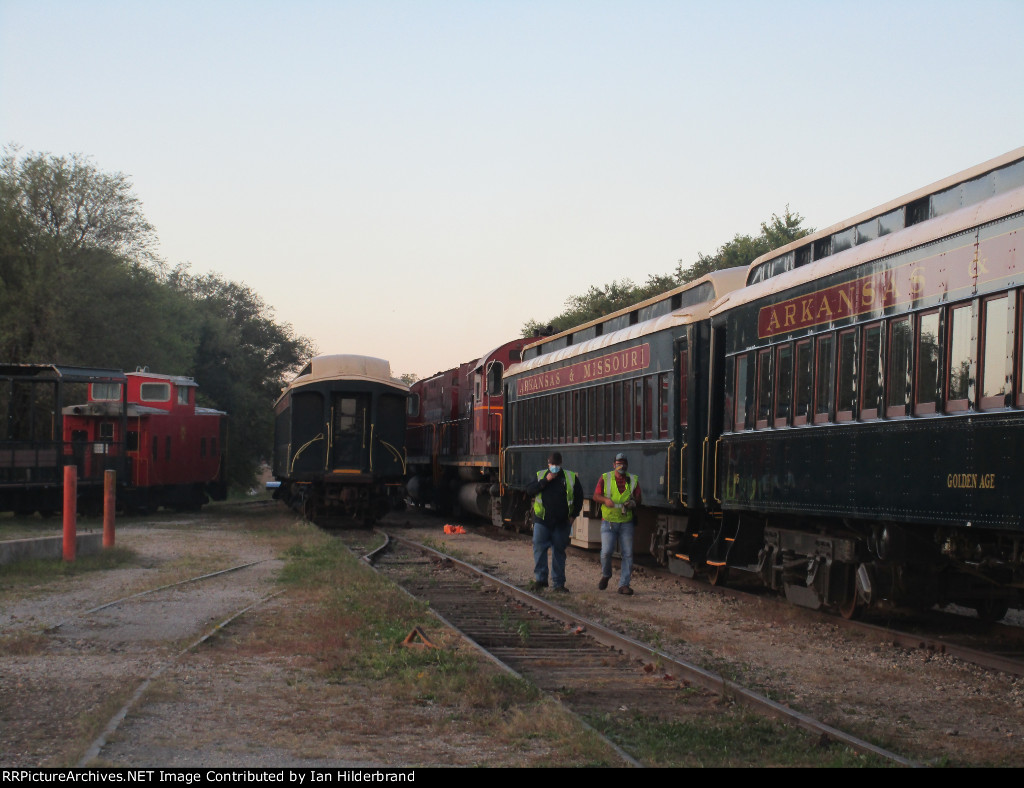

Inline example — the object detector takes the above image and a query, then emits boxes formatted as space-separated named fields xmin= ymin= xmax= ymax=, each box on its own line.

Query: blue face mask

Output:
xmin=549 ymin=465 xmax=561 ymax=474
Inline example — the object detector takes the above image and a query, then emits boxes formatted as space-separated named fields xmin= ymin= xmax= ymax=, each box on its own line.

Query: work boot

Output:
xmin=528 ymin=579 xmax=548 ymax=591
xmin=618 ymin=585 xmax=634 ymax=596
xmin=598 ymin=576 xmax=610 ymax=590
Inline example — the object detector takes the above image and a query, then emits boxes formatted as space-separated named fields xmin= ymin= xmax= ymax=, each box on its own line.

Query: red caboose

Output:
xmin=62 ymin=370 xmax=227 ymax=512
xmin=406 ymin=338 xmax=529 ymax=524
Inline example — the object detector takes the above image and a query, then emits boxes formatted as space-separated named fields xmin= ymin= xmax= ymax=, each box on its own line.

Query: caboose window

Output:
xmin=947 ymin=303 xmax=972 ymax=411
xmin=91 ymin=383 xmax=122 ymax=401
xmin=980 ymin=295 xmax=1009 ymax=409
xmin=915 ymin=311 xmax=941 ymax=414
xmin=140 ymin=383 xmax=170 ymax=402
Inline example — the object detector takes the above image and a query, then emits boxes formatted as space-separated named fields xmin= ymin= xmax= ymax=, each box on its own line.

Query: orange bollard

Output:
xmin=63 ymin=465 xmax=77 ymax=562
xmin=103 ymin=469 xmax=116 ymax=548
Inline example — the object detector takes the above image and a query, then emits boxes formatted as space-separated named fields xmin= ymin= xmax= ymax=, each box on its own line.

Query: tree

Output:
xmin=167 ymin=267 xmax=315 ymax=488
xmin=522 ymin=208 xmax=812 ymax=335
xmin=0 ymin=145 xmax=315 ymax=490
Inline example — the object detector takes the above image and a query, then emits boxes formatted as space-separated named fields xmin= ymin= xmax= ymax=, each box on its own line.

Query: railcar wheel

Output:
xmin=973 ymin=599 xmax=1010 ymax=623
xmin=707 ymin=564 xmax=729 ymax=587
xmin=838 ymin=595 xmax=862 ymax=620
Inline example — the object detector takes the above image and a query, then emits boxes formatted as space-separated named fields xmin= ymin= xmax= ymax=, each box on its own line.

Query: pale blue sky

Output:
xmin=2 ymin=0 xmax=1022 ymax=378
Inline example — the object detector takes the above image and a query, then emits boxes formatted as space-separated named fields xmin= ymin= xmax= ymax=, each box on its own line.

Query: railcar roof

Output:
xmin=522 ymin=266 xmax=747 ymax=357
xmin=506 ymin=300 xmax=716 ymax=377
xmin=712 ymin=182 xmax=1024 ymax=317
xmin=280 ymin=354 xmax=409 ymax=396
xmin=128 ymin=370 xmax=198 ymax=387
xmin=0 ymin=364 xmax=125 ymax=382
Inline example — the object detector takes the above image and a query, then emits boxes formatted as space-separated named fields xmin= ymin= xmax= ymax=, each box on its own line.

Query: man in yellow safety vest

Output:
xmin=525 ymin=451 xmax=584 ymax=593
xmin=593 ymin=452 xmax=642 ymax=595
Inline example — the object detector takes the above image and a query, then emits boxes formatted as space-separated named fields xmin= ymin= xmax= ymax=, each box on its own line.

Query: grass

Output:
xmin=587 ymin=709 xmax=893 ymax=768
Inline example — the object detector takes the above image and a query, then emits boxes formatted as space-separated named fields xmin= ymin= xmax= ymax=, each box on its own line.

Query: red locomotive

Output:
xmin=405 ymin=338 xmax=530 ymax=525
xmin=62 ymin=369 xmax=227 ymax=513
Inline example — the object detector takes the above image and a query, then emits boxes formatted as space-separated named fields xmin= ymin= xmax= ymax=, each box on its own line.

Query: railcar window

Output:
xmin=814 ymin=335 xmax=835 ymax=424
xmin=794 ymin=340 xmax=813 ymax=425
xmin=587 ymin=388 xmax=596 ymax=442
xmin=633 ymin=378 xmax=644 ymax=438
xmin=613 ymin=383 xmax=623 ymax=441
xmin=947 ymin=303 xmax=973 ymax=411
xmin=621 ymin=381 xmax=632 ymax=440
xmin=643 ymin=376 xmax=654 ymax=439
xmin=832 ymin=227 xmax=855 ymax=254
xmin=679 ymin=348 xmax=689 ymax=427
xmin=855 ymin=218 xmax=879 ymax=245
xmin=980 ymin=295 xmax=1009 ymax=409
xmin=887 ymin=318 xmax=912 ymax=417
xmin=915 ymin=312 xmax=941 ymax=414
xmin=836 ymin=330 xmax=857 ymax=421
xmin=99 ymin=422 xmax=114 ymax=441
xmin=774 ymin=344 xmax=793 ymax=427
xmin=659 ymin=373 xmax=669 ymax=437
xmin=735 ymin=354 xmax=753 ymax=430
xmin=756 ymin=349 xmax=772 ymax=429
xmin=604 ymin=383 xmax=613 ymax=441
xmin=860 ymin=323 xmax=883 ymax=419
xmin=877 ymin=208 xmax=905 ymax=236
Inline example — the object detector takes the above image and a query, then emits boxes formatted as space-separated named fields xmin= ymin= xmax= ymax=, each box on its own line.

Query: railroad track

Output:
xmin=341 ymin=529 xmax=919 ymax=767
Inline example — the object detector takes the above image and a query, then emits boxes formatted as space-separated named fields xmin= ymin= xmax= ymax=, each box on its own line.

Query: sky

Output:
xmin=1 ymin=0 xmax=1022 ymax=380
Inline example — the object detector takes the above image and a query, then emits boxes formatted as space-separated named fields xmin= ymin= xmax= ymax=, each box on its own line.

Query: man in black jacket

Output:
xmin=525 ymin=451 xmax=584 ymax=592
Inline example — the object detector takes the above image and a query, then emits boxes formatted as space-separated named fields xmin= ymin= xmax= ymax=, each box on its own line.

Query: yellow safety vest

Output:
xmin=600 ymin=471 xmax=638 ymax=523
xmin=533 ymin=469 xmax=576 ymax=520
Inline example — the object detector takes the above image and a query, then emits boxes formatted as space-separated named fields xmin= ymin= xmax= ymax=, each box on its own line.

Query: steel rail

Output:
xmin=384 ymin=532 xmax=920 ymax=768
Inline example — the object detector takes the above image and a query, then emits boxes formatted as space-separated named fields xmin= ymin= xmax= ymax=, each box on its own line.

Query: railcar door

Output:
xmin=669 ymin=334 xmax=691 ymax=505
xmin=330 ymin=393 xmax=370 ymax=471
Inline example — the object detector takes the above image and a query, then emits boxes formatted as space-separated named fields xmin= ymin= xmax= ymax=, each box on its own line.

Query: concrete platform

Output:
xmin=0 ymin=532 xmax=104 ymax=567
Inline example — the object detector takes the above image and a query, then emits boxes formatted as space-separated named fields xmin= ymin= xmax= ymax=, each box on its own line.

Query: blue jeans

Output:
xmin=533 ymin=519 xmax=571 ymax=587
xmin=601 ymin=520 xmax=634 ymax=587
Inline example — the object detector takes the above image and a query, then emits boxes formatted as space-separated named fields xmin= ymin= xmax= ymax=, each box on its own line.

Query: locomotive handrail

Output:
xmin=369 ymin=424 xmax=374 ymax=471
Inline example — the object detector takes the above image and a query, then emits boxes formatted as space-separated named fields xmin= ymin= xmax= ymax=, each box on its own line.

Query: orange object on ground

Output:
xmin=443 ymin=525 xmax=467 ymax=534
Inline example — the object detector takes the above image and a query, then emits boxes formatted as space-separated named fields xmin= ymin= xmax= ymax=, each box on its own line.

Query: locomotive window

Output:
xmin=755 ymin=349 xmax=772 ymax=429
xmin=947 ymin=303 xmax=972 ymax=411
xmin=860 ymin=323 xmax=882 ymax=420
xmin=91 ymin=383 xmax=122 ymax=401
xmin=99 ymin=422 xmax=114 ymax=442
xmin=487 ymin=362 xmax=503 ymax=396
xmin=774 ymin=344 xmax=793 ymax=427
xmin=793 ymin=340 xmax=812 ymax=425
xmin=886 ymin=318 xmax=912 ymax=417
xmin=140 ymin=383 xmax=170 ymax=402
xmin=980 ymin=295 xmax=1009 ymax=409
xmin=915 ymin=311 xmax=941 ymax=414
xmin=836 ymin=330 xmax=857 ymax=422
xmin=814 ymin=335 xmax=835 ymax=424
xmin=177 ymin=387 xmax=190 ymax=405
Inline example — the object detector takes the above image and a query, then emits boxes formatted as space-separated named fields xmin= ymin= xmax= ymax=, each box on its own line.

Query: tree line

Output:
xmin=522 ymin=208 xmax=812 ymax=337
xmin=0 ymin=146 xmax=314 ymax=491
